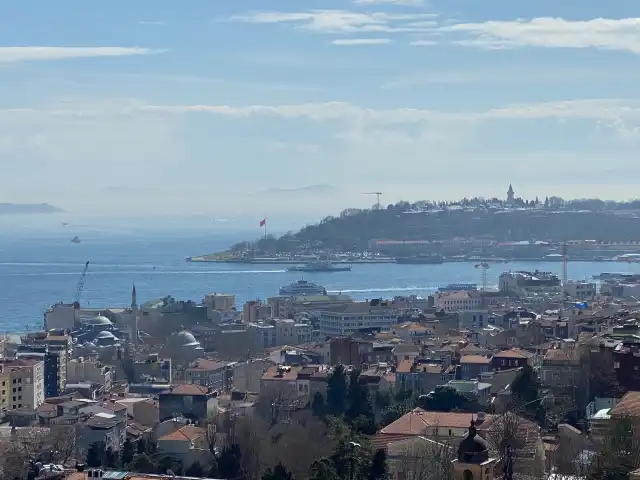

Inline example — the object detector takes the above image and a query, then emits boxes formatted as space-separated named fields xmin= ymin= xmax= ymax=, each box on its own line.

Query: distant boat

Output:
xmin=287 ymin=261 xmax=352 ymax=273
xmin=395 ymin=254 xmax=444 ymax=264
xmin=71 ymin=236 xmax=81 ymax=244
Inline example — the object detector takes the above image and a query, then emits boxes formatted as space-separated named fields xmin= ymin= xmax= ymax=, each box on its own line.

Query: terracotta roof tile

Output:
xmin=494 ymin=348 xmax=532 ymax=359
xmin=158 ymin=425 xmax=206 ymax=442
xmin=460 ymin=355 xmax=492 ymax=364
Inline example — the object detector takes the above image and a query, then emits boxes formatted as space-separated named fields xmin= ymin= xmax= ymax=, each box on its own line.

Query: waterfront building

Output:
xmin=434 ymin=290 xmax=482 ymax=313
xmin=317 ymin=300 xmax=399 ymax=337
xmin=499 ymin=270 xmax=561 ymax=296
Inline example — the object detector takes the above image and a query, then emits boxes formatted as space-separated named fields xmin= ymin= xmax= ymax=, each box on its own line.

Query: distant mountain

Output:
xmin=258 ymin=184 xmax=337 ymax=195
xmin=0 ymin=203 xmax=63 ymax=215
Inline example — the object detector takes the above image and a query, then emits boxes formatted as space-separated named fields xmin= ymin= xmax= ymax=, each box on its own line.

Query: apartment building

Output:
xmin=318 ymin=300 xmax=399 ymax=337
xmin=0 ymin=358 xmax=45 ymax=409
xmin=0 ymin=367 xmax=10 ymax=411
xmin=185 ymin=359 xmax=230 ymax=392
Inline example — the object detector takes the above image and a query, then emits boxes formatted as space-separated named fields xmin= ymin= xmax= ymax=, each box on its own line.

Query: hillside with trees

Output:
xmin=231 ymin=197 xmax=640 ymax=253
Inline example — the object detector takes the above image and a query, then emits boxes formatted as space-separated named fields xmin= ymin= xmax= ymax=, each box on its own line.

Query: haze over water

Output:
xmin=2 ymin=222 xmax=640 ymax=333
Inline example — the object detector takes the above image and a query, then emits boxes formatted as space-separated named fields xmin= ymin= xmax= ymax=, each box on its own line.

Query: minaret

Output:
xmin=131 ymin=284 xmax=139 ymax=348
xmin=507 ymin=184 xmax=515 ymax=203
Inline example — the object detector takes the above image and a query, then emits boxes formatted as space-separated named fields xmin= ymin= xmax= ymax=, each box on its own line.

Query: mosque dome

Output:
xmin=96 ymin=331 xmax=117 ymax=339
xmin=85 ymin=315 xmax=113 ymax=326
xmin=169 ymin=330 xmax=200 ymax=348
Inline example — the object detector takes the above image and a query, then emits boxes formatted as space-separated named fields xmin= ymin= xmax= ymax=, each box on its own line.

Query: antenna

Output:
xmin=363 ymin=192 xmax=383 ymax=210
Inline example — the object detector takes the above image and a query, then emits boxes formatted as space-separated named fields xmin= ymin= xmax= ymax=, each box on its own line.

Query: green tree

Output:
xmin=346 ymin=369 xmax=373 ymax=422
xmin=309 ymin=458 xmax=339 ymax=480
xmin=326 ymin=365 xmax=348 ymax=415
xmin=122 ymin=439 xmax=136 ymax=466
xmin=312 ymin=392 xmax=325 ymax=416
xmin=128 ymin=454 xmax=157 ymax=474
xmin=86 ymin=442 xmax=105 ymax=467
xmin=262 ymin=462 xmax=295 ymax=480
xmin=158 ymin=456 xmax=182 ymax=475
xmin=217 ymin=444 xmax=243 ymax=479
xmin=368 ymin=449 xmax=388 ymax=480
xmin=418 ymin=386 xmax=480 ymax=412
xmin=185 ymin=462 xmax=205 ymax=478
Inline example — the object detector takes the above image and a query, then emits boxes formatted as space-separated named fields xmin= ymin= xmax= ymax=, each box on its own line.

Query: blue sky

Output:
xmin=1 ymin=0 xmax=639 ymax=218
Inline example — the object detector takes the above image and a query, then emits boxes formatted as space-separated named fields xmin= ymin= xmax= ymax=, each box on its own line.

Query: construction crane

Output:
xmin=363 ymin=192 xmax=383 ymax=210
xmin=73 ymin=261 xmax=90 ymax=309
xmin=474 ymin=262 xmax=490 ymax=291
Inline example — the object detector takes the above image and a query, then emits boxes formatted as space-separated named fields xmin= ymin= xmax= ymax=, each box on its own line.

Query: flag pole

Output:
xmin=264 ymin=218 xmax=267 ymax=240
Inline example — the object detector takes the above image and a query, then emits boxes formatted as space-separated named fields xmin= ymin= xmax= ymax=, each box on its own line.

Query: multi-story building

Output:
xmin=16 ymin=344 xmax=67 ymax=398
xmin=317 ymin=300 xmax=399 ymax=337
xmin=459 ymin=355 xmax=492 ymax=380
xmin=158 ymin=384 xmax=216 ymax=422
xmin=67 ymin=358 xmax=112 ymax=390
xmin=541 ymin=347 xmax=580 ymax=388
xmin=0 ymin=358 xmax=45 ymax=409
xmin=434 ymin=291 xmax=482 ymax=313
xmin=185 ymin=359 xmax=230 ymax=392
xmin=395 ymin=359 xmax=456 ymax=394
xmin=274 ymin=318 xmax=311 ymax=345
xmin=0 ymin=367 xmax=10 ymax=412
xmin=499 ymin=270 xmax=561 ymax=296
xmin=243 ymin=300 xmax=272 ymax=323
xmin=204 ymin=293 xmax=235 ymax=312
xmin=563 ymin=280 xmax=597 ymax=300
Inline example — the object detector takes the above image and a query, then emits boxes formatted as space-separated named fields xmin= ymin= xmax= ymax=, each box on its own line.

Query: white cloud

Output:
xmin=137 ymin=98 xmax=640 ymax=124
xmin=332 ymin=38 xmax=392 ymax=45
xmin=0 ymin=46 xmax=160 ymax=63
xmin=230 ymin=9 xmax=438 ymax=34
xmin=138 ymin=21 xmax=166 ymax=26
xmin=443 ymin=17 xmax=640 ymax=54
xmin=353 ymin=0 xmax=426 ymax=6
xmin=409 ymin=39 xmax=437 ymax=46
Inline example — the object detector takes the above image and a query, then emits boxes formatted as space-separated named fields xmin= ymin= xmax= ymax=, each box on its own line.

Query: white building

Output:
xmin=204 ymin=293 xmax=235 ymax=312
xmin=434 ymin=291 xmax=482 ymax=313
xmin=317 ymin=301 xmax=399 ymax=337
xmin=563 ymin=280 xmax=597 ymax=300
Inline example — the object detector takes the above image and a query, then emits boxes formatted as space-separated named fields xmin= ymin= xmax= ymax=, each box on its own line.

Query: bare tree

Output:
xmin=48 ymin=425 xmax=78 ymax=465
xmin=483 ymin=412 xmax=545 ymax=479
xmin=257 ymin=381 xmax=303 ymax=425
xmin=389 ymin=437 xmax=455 ymax=480
xmin=0 ymin=426 xmax=52 ymax=478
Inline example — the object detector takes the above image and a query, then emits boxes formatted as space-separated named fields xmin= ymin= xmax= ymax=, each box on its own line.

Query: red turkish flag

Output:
xmin=259 ymin=218 xmax=266 ymax=227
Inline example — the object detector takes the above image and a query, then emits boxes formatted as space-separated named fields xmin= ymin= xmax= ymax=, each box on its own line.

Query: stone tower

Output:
xmin=131 ymin=283 xmax=139 ymax=347
xmin=452 ymin=419 xmax=497 ymax=480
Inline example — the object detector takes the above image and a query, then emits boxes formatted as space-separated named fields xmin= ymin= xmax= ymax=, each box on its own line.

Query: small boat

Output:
xmin=287 ymin=261 xmax=352 ymax=273
xmin=71 ymin=236 xmax=81 ymax=244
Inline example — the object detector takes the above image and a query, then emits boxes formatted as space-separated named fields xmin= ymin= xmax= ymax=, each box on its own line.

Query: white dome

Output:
xmin=170 ymin=330 xmax=200 ymax=348
xmin=85 ymin=315 xmax=113 ymax=326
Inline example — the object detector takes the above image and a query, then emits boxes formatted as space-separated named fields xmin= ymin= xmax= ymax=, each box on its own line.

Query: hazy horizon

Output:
xmin=2 ymin=0 xmax=639 ymax=215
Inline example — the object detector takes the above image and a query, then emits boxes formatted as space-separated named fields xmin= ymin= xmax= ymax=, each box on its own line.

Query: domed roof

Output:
xmin=96 ymin=330 xmax=116 ymax=339
xmin=458 ymin=420 xmax=489 ymax=463
xmin=86 ymin=315 xmax=113 ymax=326
xmin=170 ymin=330 xmax=200 ymax=347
